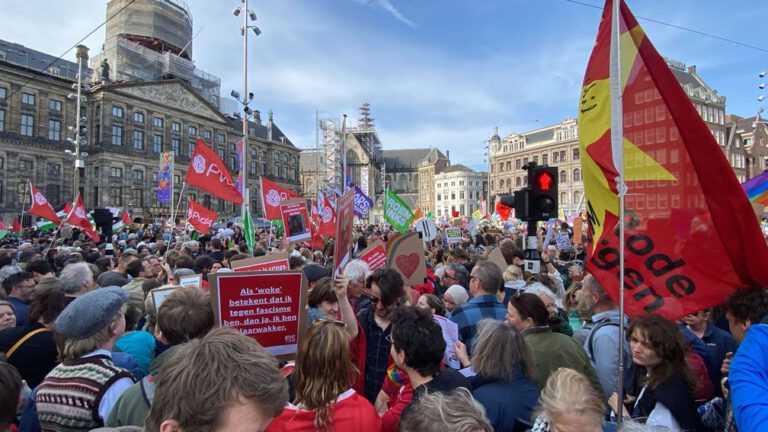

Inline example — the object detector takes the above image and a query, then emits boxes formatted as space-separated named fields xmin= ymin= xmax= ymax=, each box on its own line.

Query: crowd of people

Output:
xmin=0 ymin=219 xmax=767 ymax=432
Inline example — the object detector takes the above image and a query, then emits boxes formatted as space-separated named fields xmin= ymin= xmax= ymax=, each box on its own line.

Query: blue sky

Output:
xmin=3 ymin=0 xmax=767 ymax=171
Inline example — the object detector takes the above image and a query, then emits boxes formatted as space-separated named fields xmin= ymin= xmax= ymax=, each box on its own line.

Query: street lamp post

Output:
xmin=68 ymin=45 xmax=89 ymax=202
xmin=233 ymin=1 xmax=261 ymax=222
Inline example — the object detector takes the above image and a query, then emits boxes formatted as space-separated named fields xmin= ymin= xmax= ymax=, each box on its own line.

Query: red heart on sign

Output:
xmin=395 ymin=253 xmax=420 ymax=279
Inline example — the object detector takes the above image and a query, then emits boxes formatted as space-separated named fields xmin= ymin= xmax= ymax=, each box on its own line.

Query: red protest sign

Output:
xmin=231 ymin=252 xmax=290 ymax=272
xmin=333 ymin=188 xmax=355 ymax=277
xmin=280 ymin=199 xmax=311 ymax=243
xmin=210 ymin=271 xmax=308 ymax=359
xmin=358 ymin=240 xmax=387 ymax=271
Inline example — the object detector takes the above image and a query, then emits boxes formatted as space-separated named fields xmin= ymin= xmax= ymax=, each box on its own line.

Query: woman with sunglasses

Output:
xmin=268 ymin=319 xmax=380 ymax=431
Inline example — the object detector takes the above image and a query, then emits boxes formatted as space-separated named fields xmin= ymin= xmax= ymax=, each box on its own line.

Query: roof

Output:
xmin=230 ymin=117 xmax=297 ymax=149
xmin=525 ymin=128 xmax=555 ymax=144
xmin=442 ymin=164 xmax=473 ymax=173
xmin=383 ymin=148 xmax=445 ymax=171
xmin=0 ymin=38 xmax=90 ymax=81
xmin=299 ymin=150 xmax=323 ymax=172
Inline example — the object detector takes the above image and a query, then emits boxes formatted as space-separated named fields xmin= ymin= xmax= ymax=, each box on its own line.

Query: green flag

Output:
xmin=384 ymin=188 xmax=414 ymax=233
xmin=426 ymin=211 xmax=434 ymax=219
xmin=272 ymin=219 xmax=284 ymax=237
xmin=243 ymin=206 xmax=256 ymax=255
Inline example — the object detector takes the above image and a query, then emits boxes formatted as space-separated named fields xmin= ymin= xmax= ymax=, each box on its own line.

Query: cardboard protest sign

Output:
xmin=387 ymin=232 xmax=427 ymax=286
xmin=445 ymin=227 xmax=462 ymax=244
xmin=358 ymin=240 xmax=387 ymax=271
xmin=487 ymin=247 xmax=508 ymax=272
xmin=210 ymin=270 xmax=308 ymax=359
xmin=179 ymin=274 xmax=202 ymax=289
xmin=151 ymin=286 xmax=180 ymax=311
xmin=231 ymin=252 xmax=290 ymax=272
xmin=573 ymin=217 xmax=583 ymax=244
xmin=415 ymin=218 xmax=438 ymax=241
xmin=333 ymin=188 xmax=355 ymax=277
xmin=280 ymin=199 xmax=311 ymax=243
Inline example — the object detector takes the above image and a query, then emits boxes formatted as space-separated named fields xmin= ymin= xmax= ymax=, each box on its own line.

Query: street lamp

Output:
xmin=233 ymin=0 xmax=261 ymax=221
xmin=68 ymin=44 xmax=89 ymax=202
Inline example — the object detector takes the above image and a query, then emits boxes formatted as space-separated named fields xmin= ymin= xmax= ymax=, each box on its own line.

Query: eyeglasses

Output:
xmin=544 ymin=303 xmax=556 ymax=309
xmin=314 ymin=318 xmax=347 ymax=328
xmin=442 ymin=274 xmax=456 ymax=281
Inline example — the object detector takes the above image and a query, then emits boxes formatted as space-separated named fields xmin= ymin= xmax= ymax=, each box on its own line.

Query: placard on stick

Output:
xmin=358 ymin=240 xmax=387 ymax=271
xmin=487 ymin=247 xmax=508 ymax=272
xmin=151 ymin=286 xmax=180 ymax=311
xmin=333 ymin=188 xmax=355 ymax=277
xmin=445 ymin=227 xmax=462 ymax=244
xmin=210 ymin=270 xmax=308 ymax=360
xmin=280 ymin=199 xmax=311 ymax=243
xmin=386 ymin=232 xmax=427 ymax=286
xmin=179 ymin=274 xmax=202 ymax=289
xmin=231 ymin=252 xmax=290 ymax=272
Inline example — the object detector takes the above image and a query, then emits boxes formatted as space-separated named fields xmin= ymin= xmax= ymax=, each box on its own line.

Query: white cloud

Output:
xmin=352 ymin=0 xmax=416 ymax=28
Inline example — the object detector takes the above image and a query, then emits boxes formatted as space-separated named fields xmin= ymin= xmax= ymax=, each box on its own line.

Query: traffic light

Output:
xmin=530 ymin=166 xmax=558 ymax=220
xmin=499 ymin=190 xmax=531 ymax=220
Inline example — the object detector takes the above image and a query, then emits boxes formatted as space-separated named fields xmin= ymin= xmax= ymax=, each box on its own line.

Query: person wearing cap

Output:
xmin=302 ymin=263 xmax=330 ymax=291
xmin=35 ymin=287 xmax=135 ymax=431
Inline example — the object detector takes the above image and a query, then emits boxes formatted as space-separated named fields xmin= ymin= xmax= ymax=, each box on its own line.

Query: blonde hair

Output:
xmin=61 ymin=305 xmax=126 ymax=360
xmin=400 ymin=388 xmax=493 ymax=432
xmin=536 ymin=368 xmax=605 ymax=429
xmin=503 ymin=265 xmax=522 ymax=282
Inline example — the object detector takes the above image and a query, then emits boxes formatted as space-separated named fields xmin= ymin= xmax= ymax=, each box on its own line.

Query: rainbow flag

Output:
xmin=742 ymin=171 xmax=768 ymax=204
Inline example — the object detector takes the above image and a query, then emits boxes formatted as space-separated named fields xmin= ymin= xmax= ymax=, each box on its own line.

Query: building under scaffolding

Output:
xmin=90 ymin=0 xmax=221 ymax=107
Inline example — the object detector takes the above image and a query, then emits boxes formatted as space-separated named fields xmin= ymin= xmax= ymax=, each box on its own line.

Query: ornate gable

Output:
xmin=113 ymin=81 xmax=227 ymax=123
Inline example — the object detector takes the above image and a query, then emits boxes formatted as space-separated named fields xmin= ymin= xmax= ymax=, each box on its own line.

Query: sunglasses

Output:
xmin=314 ymin=318 xmax=347 ymax=328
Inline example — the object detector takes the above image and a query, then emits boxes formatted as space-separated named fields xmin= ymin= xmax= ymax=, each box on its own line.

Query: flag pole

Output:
xmin=609 ymin=0 xmax=626 ymax=425
xmin=171 ymin=183 xmax=186 ymax=234
xmin=19 ymin=181 xmax=31 ymax=240
xmin=341 ymin=114 xmax=347 ymax=190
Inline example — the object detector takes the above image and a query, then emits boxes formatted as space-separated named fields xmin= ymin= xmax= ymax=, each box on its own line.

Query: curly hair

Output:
xmin=627 ymin=315 xmax=697 ymax=392
xmin=725 ymin=288 xmax=768 ymax=325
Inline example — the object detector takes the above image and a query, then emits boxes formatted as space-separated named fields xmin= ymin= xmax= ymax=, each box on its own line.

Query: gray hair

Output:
xmin=0 ymin=265 xmax=22 ymax=281
xmin=524 ymin=282 xmax=556 ymax=302
xmin=344 ymin=259 xmax=370 ymax=284
xmin=471 ymin=261 xmax=502 ymax=295
xmin=472 ymin=319 xmax=536 ymax=382
xmin=400 ymin=387 xmax=493 ymax=432
xmin=59 ymin=262 xmax=94 ymax=294
xmin=446 ymin=263 xmax=469 ymax=289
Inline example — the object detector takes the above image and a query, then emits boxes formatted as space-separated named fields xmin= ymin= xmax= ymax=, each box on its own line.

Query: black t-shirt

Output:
xmin=401 ymin=368 xmax=472 ymax=424
xmin=0 ymin=322 xmax=58 ymax=388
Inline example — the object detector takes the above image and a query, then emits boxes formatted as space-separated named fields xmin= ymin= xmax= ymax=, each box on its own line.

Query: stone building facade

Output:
xmin=434 ymin=164 xmax=488 ymax=218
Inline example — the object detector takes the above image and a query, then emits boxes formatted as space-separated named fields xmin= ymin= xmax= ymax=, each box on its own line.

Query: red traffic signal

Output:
xmin=536 ymin=171 xmax=554 ymax=191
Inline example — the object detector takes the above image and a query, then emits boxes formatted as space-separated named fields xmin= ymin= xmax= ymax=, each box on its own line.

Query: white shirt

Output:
xmin=82 ymin=349 xmax=134 ymax=422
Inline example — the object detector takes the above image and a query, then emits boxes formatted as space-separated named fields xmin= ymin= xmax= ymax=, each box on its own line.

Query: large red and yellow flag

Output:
xmin=579 ymin=0 xmax=768 ymax=319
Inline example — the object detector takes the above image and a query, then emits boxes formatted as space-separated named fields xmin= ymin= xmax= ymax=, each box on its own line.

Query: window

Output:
xmin=47 ymin=163 xmax=61 ymax=176
xmin=560 ymin=170 xmax=567 ymax=183
xmin=0 ymin=88 xmax=5 ymax=99
xmin=0 ymin=110 xmax=5 ymax=132
xmin=19 ymin=159 xmax=33 ymax=173
xmin=21 ymin=93 xmax=35 ymax=106
xmin=516 ymin=177 xmax=522 ymax=187
xmin=133 ymin=112 xmax=144 ymax=123
xmin=49 ymin=99 xmax=62 ymax=111
xmin=188 ymin=125 xmax=197 ymax=135
xmin=112 ymin=106 xmax=124 ymax=118
xmin=20 ymin=114 xmax=34 ymax=136
xmin=111 ymin=125 xmax=123 ymax=146
xmin=553 ymin=152 xmax=559 ymax=163
xmin=217 ymin=133 xmax=225 ymax=143
xmin=522 ymin=158 xmax=528 ymax=165
xmin=542 ymin=154 xmax=548 ymax=165
xmin=573 ymin=168 xmax=581 ymax=182
xmin=153 ymin=134 xmax=163 ymax=153
xmin=459 ymin=191 xmax=464 ymax=199
xmin=188 ymin=142 xmax=195 ymax=157
xmin=171 ymin=138 xmax=180 ymax=156
xmin=111 ymin=187 xmax=123 ymax=206
xmin=204 ymin=130 xmax=212 ymax=140
xmin=437 ymin=194 xmax=441 ymax=201
xmin=273 ymin=152 xmax=280 ymax=176
xmin=230 ymin=156 xmax=238 ymax=171
xmin=172 ymin=121 xmax=181 ymax=132
xmin=133 ymin=130 xmax=144 ymax=150
xmin=451 ymin=193 xmax=456 ymax=200
xmin=533 ymin=156 xmax=538 ymax=164
xmin=48 ymin=119 xmax=61 ymax=140
xmin=559 ymin=150 xmax=566 ymax=162
xmin=573 ymin=148 xmax=580 ymax=160
xmin=133 ymin=170 xmax=144 ymax=181
xmin=250 ymin=161 xmax=257 ymax=175
xmin=110 ymin=167 xmax=123 ymax=177
xmin=153 ymin=117 xmax=164 ymax=128
xmin=561 ymin=192 xmax=568 ymax=205
xmin=132 ymin=188 xmax=144 ymax=208
xmin=217 ymin=148 xmax=225 ymax=160
xmin=45 ymin=185 xmax=60 ymax=207
xmin=260 ymin=151 xmax=267 ymax=175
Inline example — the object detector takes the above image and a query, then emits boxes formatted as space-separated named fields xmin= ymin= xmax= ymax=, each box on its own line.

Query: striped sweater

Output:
xmin=35 ymin=354 xmax=133 ymax=432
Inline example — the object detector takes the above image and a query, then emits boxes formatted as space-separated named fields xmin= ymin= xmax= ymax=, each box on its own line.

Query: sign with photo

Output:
xmin=279 ymin=199 xmax=311 ymax=243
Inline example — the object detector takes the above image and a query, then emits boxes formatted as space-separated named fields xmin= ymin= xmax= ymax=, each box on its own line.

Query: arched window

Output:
xmin=499 ymin=179 xmax=504 ymax=189
xmin=515 ymin=177 xmax=521 ymax=187
xmin=573 ymin=168 xmax=581 ymax=182
xmin=560 ymin=192 xmax=568 ymax=204
xmin=560 ymin=170 xmax=567 ymax=183
xmin=505 ymin=178 xmax=511 ymax=189
xmin=573 ymin=190 xmax=581 ymax=205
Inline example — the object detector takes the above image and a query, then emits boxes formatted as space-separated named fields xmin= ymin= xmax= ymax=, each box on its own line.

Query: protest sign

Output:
xmin=210 ymin=271 xmax=308 ymax=359
xmin=445 ymin=227 xmax=462 ymax=244
xmin=487 ymin=247 xmax=508 ymax=272
xmin=231 ymin=252 xmax=290 ymax=272
xmin=383 ymin=188 xmax=414 ymax=233
xmin=333 ymin=188 xmax=355 ymax=277
xmin=573 ymin=217 xmax=583 ymax=244
xmin=280 ymin=199 xmax=311 ymax=243
xmin=358 ymin=240 xmax=387 ymax=271
xmin=434 ymin=315 xmax=460 ymax=369
xmin=151 ymin=286 xmax=179 ymax=311
xmin=415 ymin=218 xmax=438 ymax=241
xmin=179 ymin=274 xmax=202 ymax=289
xmin=387 ymin=232 xmax=426 ymax=286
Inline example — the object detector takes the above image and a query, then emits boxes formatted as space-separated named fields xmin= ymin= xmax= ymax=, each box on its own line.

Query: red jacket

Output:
xmin=267 ymin=389 xmax=380 ymax=431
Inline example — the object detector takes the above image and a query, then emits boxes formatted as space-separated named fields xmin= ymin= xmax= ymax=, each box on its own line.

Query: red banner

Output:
xmin=185 ymin=139 xmax=243 ymax=204
xmin=578 ymin=0 xmax=768 ymax=319
xmin=358 ymin=240 xmax=387 ymax=271
xmin=317 ymin=194 xmax=336 ymax=237
xmin=187 ymin=198 xmax=218 ymax=234
xmin=211 ymin=271 xmax=307 ymax=359
xmin=231 ymin=253 xmax=291 ymax=272
xmin=28 ymin=184 xmax=61 ymax=225
xmin=333 ymin=188 xmax=355 ymax=277
xmin=260 ymin=176 xmax=299 ymax=220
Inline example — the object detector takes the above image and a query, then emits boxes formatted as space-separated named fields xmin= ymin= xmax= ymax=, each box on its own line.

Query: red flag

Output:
xmin=187 ymin=199 xmax=218 ymax=234
xmin=28 ymin=184 xmax=61 ymax=225
xmin=121 ymin=211 xmax=131 ymax=225
xmin=11 ymin=219 xmax=20 ymax=233
xmin=185 ymin=139 xmax=243 ymax=204
xmin=317 ymin=194 xmax=336 ymax=238
xmin=578 ymin=0 xmax=768 ymax=319
xmin=66 ymin=195 xmax=91 ymax=230
xmin=259 ymin=176 xmax=298 ymax=220
xmin=495 ymin=199 xmax=512 ymax=221
xmin=451 ymin=210 xmax=460 ymax=218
